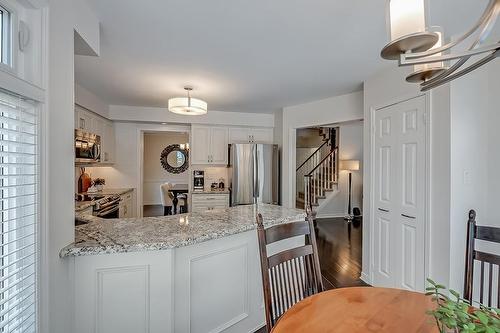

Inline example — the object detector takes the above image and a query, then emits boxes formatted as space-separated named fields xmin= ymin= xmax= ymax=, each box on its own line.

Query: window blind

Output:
xmin=0 ymin=91 xmax=37 ymax=333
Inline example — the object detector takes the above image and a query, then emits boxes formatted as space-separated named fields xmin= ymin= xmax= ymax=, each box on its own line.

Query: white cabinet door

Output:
xmin=373 ymin=96 xmax=426 ymax=292
xmin=229 ymin=127 xmax=250 ymax=143
xmin=210 ymin=127 xmax=229 ymax=164
xmin=191 ymin=126 xmax=211 ymax=164
xmin=251 ymin=128 xmax=273 ymax=143
xmin=92 ymin=116 xmax=104 ymax=137
xmin=75 ymin=106 xmax=92 ymax=131
xmin=102 ymin=122 xmax=115 ymax=163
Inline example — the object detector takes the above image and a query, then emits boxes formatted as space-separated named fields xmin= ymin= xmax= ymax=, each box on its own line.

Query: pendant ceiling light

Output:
xmin=381 ymin=0 xmax=500 ymax=91
xmin=168 ymin=87 xmax=208 ymax=116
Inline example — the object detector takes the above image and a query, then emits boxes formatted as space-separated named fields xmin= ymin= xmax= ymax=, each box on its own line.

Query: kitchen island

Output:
xmin=62 ymin=204 xmax=305 ymax=333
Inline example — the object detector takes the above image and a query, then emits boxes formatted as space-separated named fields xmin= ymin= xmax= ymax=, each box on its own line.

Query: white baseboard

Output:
xmin=360 ymin=271 xmax=372 ymax=285
xmin=315 ymin=213 xmax=346 ymax=219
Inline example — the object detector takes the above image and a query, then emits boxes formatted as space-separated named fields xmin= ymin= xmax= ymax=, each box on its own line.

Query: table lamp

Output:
xmin=340 ymin=160 xmax=360 ymax=221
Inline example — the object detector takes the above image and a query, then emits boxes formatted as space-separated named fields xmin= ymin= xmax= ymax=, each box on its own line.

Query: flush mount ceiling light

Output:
xmin=168 ymin=87 xmax=208 ymax=116
xmin=381 ymin=0 xmax=500 ymax=91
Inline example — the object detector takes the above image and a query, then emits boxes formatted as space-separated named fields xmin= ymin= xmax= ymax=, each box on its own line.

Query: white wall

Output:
xmin=143 ymin=132 xmax=189 ymax=205
xmin=282 ymin=91 xmax=364 ymax=209
xmin=109 ymin=105 xmax=275 ymax=127
xmin=44 ymin=1 xmax=100 ymax=332
xmin=363 ymin=65 xmax=452 ymax=287
xmin=317 ymin=121 xmax=363 ymax=218
xmin=75 ymin=83 xmax=109 ymax=118
xmin=448 ymin=61 xmax=500 ymax=292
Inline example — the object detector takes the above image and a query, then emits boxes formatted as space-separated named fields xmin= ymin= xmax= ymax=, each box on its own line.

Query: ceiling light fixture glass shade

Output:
xmin=381 ymin=0 xmax=500 ymax=91
xmin=389 ymin=0 xmax=426 ymax=40
xmin=168 ymin=87 xmax=207 ymax=116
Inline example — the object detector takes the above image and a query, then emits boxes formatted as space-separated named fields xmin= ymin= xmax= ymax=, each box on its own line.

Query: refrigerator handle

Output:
xmin=254 ymin=146 xmax=259 ymax=202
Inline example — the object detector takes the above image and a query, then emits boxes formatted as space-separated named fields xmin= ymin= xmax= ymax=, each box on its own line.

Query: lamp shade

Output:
xmin=168 ymin=97 xmax=208 ymax=116
xmin=340 ymin=160 xmax=360 ymax=171
xmin=388 ymin=0 xmax=426 ymax=41
xmin=414 ymin=29 xmax=444 ymax=71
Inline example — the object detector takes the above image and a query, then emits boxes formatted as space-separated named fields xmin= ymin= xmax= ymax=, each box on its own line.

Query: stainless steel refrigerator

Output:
xmin=229 ymin=144 xmax=279 ymax=205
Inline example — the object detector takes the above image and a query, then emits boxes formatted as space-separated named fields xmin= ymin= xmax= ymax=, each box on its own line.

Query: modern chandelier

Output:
xmin=381 ymin=0 xmax=500 ymax=91
xmin=168 ymin=87 xmax=208 ymax=116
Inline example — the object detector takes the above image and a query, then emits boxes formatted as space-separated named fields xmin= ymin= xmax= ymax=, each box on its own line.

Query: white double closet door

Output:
xmin=373 ymin=96 xmax=427 ymax=291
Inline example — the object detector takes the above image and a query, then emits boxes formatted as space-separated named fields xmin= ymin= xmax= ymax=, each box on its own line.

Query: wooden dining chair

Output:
xmin=464 ymin=209 xmax=500 ymax=307
xmin=256 ymin=212 xmax=324 ymax=332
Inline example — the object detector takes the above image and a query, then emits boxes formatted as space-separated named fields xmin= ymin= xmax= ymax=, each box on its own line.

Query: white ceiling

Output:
xmin=76 ymin=0 xmax=489 ymax=113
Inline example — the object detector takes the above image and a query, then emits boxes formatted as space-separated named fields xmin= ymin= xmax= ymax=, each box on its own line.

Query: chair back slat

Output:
xmin=464 ymin=209 xmax=500 ymax=308
xmin=265 ymin=222 xmax=311 ymax=244
xmin=476 ymin=226 xmax=500 ymax=243
xmin=475 ymin=251 xmax=500 ymax=266
xmin=257 ymin=212 xmax=323 ymax=332
xmin=268 ymin=245 xmax=313 ymax=268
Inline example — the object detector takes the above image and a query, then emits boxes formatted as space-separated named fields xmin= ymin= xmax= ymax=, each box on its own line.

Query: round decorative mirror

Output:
xmin=160 ymin=144 xmax=189 ymax=174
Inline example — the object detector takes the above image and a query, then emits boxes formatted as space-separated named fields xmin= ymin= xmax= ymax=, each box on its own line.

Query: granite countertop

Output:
xmin=192 ymin=189 xmax=230 ymax=194
xmin=77 ymin=188 xmax=134 ymax=196
xmin=75 ymin=201 xmax=94 ymax=212
xmin=61 ymin=204 xmax=305 ymax=258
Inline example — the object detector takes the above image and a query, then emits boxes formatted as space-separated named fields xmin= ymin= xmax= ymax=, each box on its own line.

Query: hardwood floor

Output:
xmin=143 ymin=204 xmax=164 ymax=217
xmin=315 ymin=216 xmax=367 ymax=288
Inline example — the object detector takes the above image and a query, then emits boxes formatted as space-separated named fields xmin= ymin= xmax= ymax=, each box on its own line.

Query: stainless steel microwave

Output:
xmin=75 ymin=129 xmax=101 ymax=163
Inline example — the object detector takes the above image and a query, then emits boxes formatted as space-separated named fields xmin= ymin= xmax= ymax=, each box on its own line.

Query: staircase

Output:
xmin=296 ymin=128 xmax=339 ymax=210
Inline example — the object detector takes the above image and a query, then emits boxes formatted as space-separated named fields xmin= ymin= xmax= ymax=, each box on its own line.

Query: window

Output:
xmin=0 ymin=91 xmax=37 ymax=332
xmin=0 ymin=4 xmax=11 ymax=66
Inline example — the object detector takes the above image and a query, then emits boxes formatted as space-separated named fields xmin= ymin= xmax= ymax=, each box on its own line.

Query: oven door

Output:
xmin=96 ymin=205 xmax=119 ymax=219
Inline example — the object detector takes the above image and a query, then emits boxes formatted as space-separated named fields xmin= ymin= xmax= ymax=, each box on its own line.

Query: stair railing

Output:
xmin=296 ymin=128 xmax=337 ymax=202
xmin=304 ymin=146 xmax=338 ymax=210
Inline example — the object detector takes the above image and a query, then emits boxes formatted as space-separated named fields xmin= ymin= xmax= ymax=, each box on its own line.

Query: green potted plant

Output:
xmin=426 ymin=279 xmax=500 ymax=332
xmin=92 ymin=178 xmax=106 ymax=191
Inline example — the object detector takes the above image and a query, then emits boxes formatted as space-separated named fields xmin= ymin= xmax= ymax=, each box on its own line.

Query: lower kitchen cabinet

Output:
xmin=119 ymin=191 xmax=135 ymax=218
xmin=72 ymin=230 xmax=303 ymax=333
xmin=191 ymin=193 xmax=229 ymax=212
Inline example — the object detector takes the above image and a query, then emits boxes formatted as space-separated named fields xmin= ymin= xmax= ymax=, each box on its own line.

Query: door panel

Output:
xmin=377 ymin=216 xmax=391 ymax=279
xmin=373 ymin=107 xmax=397 ymax=288
xmin=373 ymin=96 xmax=426 ymax=292
xmin=379 ymin=146 xmax=392 ymax=204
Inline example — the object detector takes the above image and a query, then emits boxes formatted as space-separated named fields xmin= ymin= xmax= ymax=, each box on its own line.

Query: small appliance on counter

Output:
xmin=193 ymin=170 xmax=204 ymax=191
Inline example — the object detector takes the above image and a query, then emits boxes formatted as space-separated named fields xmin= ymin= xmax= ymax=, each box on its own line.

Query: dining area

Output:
xmin=256 ymin=210 xmax=500 ymax=333
xmin=159 ymin=182 xmax=189 ymax=215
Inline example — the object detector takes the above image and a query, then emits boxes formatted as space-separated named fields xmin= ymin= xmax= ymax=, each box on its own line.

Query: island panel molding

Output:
xmin=67 ymin=204 xmax=305 ymax=333
xmin=178 ymin=242 xmax=251 ymax=333
xmin=74 ymin=251 xmax=174 ymax=333
xmin=96 ymin=265 xmax=151 ymax=333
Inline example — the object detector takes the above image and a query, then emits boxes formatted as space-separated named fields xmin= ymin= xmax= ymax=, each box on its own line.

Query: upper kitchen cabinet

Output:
xmin=229 ymin=127 xmax=273 ymax=144
xmin=191 ymin=125 xmax=229 ymax=165
xmin=75 ymin=105 xmax=115 ymax=165
xmin=101 ymin=122 xmax=116 ymax=164
xmin=75 ymin=105 xmax=94 ymax=132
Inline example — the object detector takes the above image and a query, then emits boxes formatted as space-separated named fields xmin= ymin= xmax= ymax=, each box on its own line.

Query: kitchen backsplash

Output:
xmin=203 ymin=167 xmax=228 ymax=191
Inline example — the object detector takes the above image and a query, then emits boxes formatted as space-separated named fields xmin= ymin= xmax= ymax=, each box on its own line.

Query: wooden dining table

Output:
xmin=271 ymin=287 xmax=439 ymax=333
